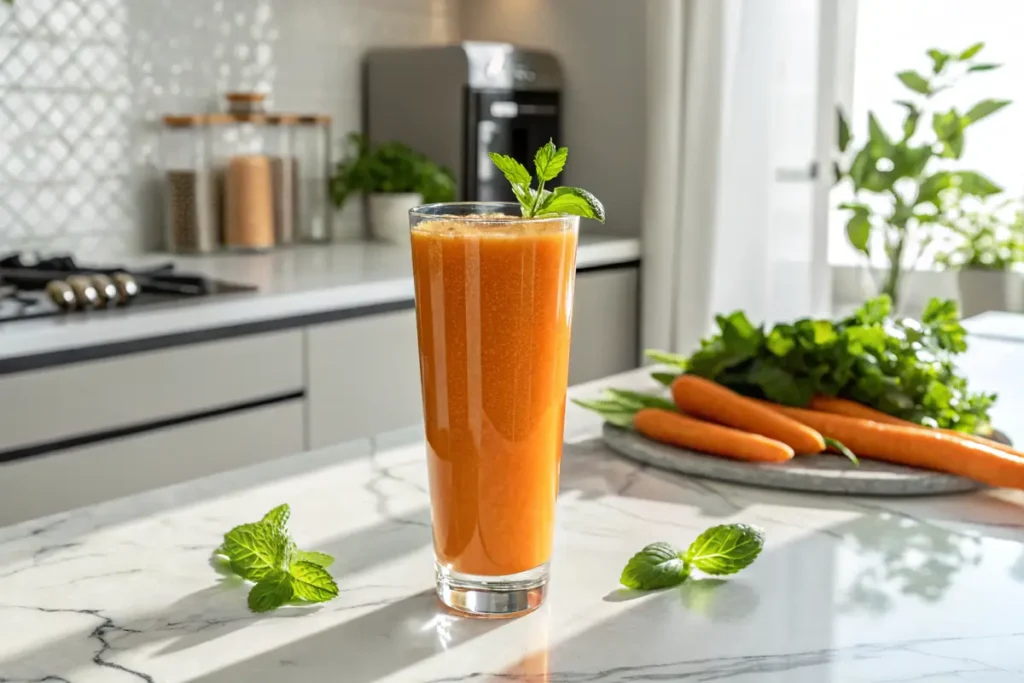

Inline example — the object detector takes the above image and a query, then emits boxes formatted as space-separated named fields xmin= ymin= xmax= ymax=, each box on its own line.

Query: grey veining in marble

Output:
xmin=603 ymin=423 xmax=985 ymax=496
xmin=0 ymin=371 xmax=1022 ymax=682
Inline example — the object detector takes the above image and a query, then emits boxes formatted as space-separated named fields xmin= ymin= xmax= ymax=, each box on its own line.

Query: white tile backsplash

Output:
xmin=0 ymin=0 xmax=458 ymax=257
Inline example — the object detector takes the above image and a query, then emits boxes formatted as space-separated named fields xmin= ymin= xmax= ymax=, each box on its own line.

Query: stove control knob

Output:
xmin=90 ymin=274 xmax=118 ymax=306
xmin=46 ymin=280 xmax=76 ymax=310
xmin=66 ymin=275 xmax=100 ymax=309
xmin=111 ymin=272 xmax=140 ymax=305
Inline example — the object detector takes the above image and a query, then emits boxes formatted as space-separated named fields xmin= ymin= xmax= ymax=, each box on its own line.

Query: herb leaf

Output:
xmin=248 ymin=570 xmax=294 ymax=613
xmin=487 ymin=152 xmax=532 ymax=188
xmin=289 ymin=561 xmax=340 ymax=602
xmin=262 ymin=503 xmax=291 ymax=531
xmin=537 ymin=186 xmax=606 ymax=223
xmin=620 ymin=542 xmax=690 ymax=590
xmin=684 ymin=524 xmax=765 ymax=576
xmin=825 ymin=438 xmax=860 ymax=466
xmin=534 ymin=140 xmax=568 ymax=182
xmin=293 ymin=550 xmax=335 ymax=568
xmin=223 ymin=522 xmax=290 ymax=582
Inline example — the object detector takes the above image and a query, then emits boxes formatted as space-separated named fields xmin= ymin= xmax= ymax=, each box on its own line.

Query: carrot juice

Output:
xmin=410 ymin=205 xmax=579 ymax=597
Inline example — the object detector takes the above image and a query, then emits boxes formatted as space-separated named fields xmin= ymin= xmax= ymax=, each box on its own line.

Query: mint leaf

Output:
xmin=684 ymin=524 xmax=764 ymax=576
xmin=248 ymin=570 xmax=294 ymax=613
xmin=293 ymin=550 xmax=335 ymax=568
xmin=262 ymin=504 xmax=290 ymax=531
xmin=289 ymin=561 xmax=340 ymax=602
xmin=651 ymin=371 xmax=680 ymax=387
xmin=487 ymin=153 xmax=531 ymax=188
xmin=223 ymin=522 xmax=290 ymax=582
xmin=536 ymin=186 xmax=606 ymax=223
xmin=620 ymin=542 xmax=690 ymax=590
xmin=534 ymin=140 xmax=568 ymax=183
xmin=571 ymin=398 xmax=637 ymax=428
xmin=645 ymin=349 xmax=689 ymax=369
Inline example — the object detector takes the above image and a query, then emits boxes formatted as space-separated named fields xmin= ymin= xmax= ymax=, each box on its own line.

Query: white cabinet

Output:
xmin=0 ymin=331 xmax=304 ymax=454
xmin=0 ymin=399 xmax=305 ymax=526
xmin=569 ymin=267 xmax=640 ymax=385
xmin=306 ymin=309 xmax=423 ymax=449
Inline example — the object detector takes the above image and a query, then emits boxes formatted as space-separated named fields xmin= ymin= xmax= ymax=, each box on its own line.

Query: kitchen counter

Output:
xmin=0 ymin=234 xmax=640 ymax=372
xmin=1 ymin=369 xmax=1022 ymax=682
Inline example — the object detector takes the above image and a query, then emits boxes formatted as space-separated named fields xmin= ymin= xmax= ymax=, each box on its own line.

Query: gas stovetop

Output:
xmin=0 ymin=253 xmax=256 ymax=324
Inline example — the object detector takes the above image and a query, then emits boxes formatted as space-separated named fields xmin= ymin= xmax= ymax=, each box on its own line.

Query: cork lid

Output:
xmin=163 ymin=114 xmax=206 ymax=127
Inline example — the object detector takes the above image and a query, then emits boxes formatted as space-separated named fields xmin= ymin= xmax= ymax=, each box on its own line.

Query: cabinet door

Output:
xmin=569 ymin=267 xmax=640 ymax=385
xmin=306 ymin=309 xmax=423 ymax=449
xmin=0 ymin=399 xmax=305 ymax=526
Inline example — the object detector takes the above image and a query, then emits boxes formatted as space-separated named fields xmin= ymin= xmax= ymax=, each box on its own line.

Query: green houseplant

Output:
xmin=836 ymin=42 xmax=1011 ymax=308
xmin=935 ymin=193 xmax=1024 ymax=315
xmin=331 ymin=133 xmax=455 ymax=243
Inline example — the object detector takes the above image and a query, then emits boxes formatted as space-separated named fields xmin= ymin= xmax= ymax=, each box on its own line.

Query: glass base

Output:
xmin=434 ymin=560 xmax=548 ymax=617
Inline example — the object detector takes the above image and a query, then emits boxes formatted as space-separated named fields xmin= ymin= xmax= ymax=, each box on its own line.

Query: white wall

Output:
xmin=460 ymin=0 xmax=646 ymax=235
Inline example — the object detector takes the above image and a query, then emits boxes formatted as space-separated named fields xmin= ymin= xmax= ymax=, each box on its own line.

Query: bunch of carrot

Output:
xmin=625 ymin=375 xmax=1024 ymax=490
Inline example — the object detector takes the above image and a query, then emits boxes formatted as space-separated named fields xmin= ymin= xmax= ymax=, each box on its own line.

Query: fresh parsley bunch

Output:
xmin=489 ymin=140 xmax=606 ymax=222
xmin=621 ymin=524 xmax=765 ymax=590
xmin=213 ymin=504 xmax=339 ymax=612
xmin=656 ymin=295 xmax=995 ymax=433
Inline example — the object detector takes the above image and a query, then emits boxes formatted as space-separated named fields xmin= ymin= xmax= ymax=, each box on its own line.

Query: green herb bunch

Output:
xmin=935 ymin=193 xmax=1024 ymax=271
xmin=330 ymin=132 xmax=455 ymax=208
xmin=836 ymin=42 xmax=1011 ymax=307
xmin=213 ymin=504 xmax=339 ymax=612
xmin=621 ymin=524 xmax=764 ymax=591
xmin=489 ymin=140 xmax=605 ymax=222
xmin=654 ymin=296 xmax=995 ymax=434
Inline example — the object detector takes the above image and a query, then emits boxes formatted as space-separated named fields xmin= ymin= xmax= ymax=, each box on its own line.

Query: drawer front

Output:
xmin=0 ymin=399 xmax=305 ymax=526
xmin=0 ymin=331 xmax=303 ymax=454
xmin=307 ymin=309 xmax=423 ymax=448
xmin=569 ymin=268 xmax=640 ymax=385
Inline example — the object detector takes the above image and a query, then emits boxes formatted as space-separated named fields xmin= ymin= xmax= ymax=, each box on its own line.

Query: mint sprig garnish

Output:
xmin=215 ymin=504 xmax=339 ymax=612
xmin=488 ymin=140 xmax=606 ymax=223
xmin=620 ymin=524 xmax=765 ymax=590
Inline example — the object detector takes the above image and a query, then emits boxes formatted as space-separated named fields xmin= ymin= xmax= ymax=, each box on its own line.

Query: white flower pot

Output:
xmin=957 ymin=269 xmax=1024 ymax=317
xmin=367 ymin=193 xmax=423 ymax=245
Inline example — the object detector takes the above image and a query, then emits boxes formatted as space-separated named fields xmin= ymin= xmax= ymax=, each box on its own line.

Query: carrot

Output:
xmin=810 ymin=395 xmax=1024 ymax=460
xmin=757 ymin=402 xmax=1024 ymax=489
xmin=634 ymin=408 xmax=794 ymax=463
xmin=670 ymin=375 xmax=826 ymax=454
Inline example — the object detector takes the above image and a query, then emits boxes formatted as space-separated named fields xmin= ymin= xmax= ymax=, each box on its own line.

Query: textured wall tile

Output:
xmin=0 ymin=0 xmax=458 ymax=257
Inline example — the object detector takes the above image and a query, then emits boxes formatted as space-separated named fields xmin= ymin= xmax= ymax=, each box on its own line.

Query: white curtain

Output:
xmin=641 ymin=0 xmax=855 ymax=354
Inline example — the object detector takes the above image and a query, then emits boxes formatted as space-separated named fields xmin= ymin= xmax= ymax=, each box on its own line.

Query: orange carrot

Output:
xmin=634 ymin=408 xmax=794 ymax=463
xmin=757 ymin=402 xmax=1024 ymax=489
xmin=670 ymin=375 xmax=826 ymax=454
xmin=810 ymin=395 xmax=1024 ymax=460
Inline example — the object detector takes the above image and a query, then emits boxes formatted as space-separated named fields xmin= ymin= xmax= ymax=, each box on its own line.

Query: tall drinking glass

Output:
xmin=410 ymin=202 xmax=579 ymax=617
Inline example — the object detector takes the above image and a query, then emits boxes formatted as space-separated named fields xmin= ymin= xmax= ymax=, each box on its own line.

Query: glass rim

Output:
xmin=409 ymin=201 xmax=576 ymax=223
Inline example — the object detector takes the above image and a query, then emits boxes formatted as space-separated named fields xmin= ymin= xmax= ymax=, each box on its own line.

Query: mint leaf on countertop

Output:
xmin=620 ymin=524 xmax=765 ymax=591
xmin=620 ymin=542 xmax=690 ymax=590
xmin=262 ymin=503 xmax=291 ymax=531
xmin=684 ymin=524 xmax=765 ymax=576
xmin=289 ymin=561 xmax=340 ymax=602
xmin=219 ymin=504 xmax=340 ymax=612
xmin=222 ymin=522 xmax=290 ymax=582
xmin=248 ymin=570 xmax=294 ymax=613
xmin=293 ymin=550 xmax=335 ymax=568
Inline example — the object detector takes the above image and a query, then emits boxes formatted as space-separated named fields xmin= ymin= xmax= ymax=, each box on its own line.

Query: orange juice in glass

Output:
xmin=410 ymin=202 xmax=579 ymax=616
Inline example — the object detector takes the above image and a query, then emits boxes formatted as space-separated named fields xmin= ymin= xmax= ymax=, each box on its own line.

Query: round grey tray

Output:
xmin=602 ymin=424 xmax=987 ymax=496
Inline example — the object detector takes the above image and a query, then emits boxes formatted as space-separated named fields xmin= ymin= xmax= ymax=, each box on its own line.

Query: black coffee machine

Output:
xmin=365 ymin=43 xmax=562 ymax=202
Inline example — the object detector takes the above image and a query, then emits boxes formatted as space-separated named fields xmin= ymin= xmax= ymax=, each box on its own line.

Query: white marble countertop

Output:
xmin=1 ymin=369 xmax=1022 ymax=682
xmin=0 ymin=234 xmax=640 ymax=365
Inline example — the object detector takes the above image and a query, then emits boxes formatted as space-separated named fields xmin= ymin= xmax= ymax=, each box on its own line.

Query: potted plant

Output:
xmin=835 ymin=42 xmax=1011 ymax=309
xmin=935 ymin=193 xmax=1024 ymax=316
xmin=330 ymin=133 xmax=455 ymax=244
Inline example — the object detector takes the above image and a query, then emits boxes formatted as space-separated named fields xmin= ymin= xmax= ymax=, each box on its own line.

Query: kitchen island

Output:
xmin=1 ymin=370 xmax=1022 ymax=682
